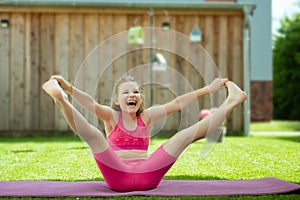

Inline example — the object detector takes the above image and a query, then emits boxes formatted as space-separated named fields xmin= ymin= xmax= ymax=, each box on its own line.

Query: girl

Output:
xmin=42 ymin=75 xmax=247 ymax=192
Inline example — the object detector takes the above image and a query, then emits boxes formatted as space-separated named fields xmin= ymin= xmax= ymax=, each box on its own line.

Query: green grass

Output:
xmin=251 ymin=120 xmax=300 ymax=132
xmin=0 ymin=135 xmax=299 ymax=200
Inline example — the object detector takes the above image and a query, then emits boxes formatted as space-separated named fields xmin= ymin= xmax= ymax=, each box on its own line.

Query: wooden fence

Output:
xmin=0 ymin=6 xmax=244 ymax=134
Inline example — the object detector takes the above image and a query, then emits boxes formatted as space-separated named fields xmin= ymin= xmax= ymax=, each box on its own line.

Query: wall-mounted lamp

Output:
xmin=1 ymin=19 xmax=9 ymax=28
xmin=162 ymin=22 xmax=170 ymax=30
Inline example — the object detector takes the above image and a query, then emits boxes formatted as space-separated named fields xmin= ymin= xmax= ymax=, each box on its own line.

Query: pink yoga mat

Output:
xmin=0 ymin=177 xmax=299 ymax=197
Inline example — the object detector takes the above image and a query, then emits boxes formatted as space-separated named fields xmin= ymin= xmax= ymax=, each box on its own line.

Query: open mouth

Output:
xmin=126 ymin=100 xmax=137 ymax=107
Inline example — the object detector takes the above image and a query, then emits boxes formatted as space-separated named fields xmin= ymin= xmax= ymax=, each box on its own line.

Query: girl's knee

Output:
xmin=83 ymin=133 xmax=109 ymax=153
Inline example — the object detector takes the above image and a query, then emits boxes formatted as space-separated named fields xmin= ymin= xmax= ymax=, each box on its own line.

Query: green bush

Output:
xmin=273 ymin=13 xmax=300 ymax=120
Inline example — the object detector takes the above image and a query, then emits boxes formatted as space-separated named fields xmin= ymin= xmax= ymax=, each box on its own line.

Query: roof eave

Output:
xmin=0 ymin=1 xmax=256 ymax=10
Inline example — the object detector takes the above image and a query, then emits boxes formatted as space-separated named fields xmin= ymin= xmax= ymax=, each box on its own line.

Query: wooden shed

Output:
xmin=0 ymin=1 xmax=255 ymax=135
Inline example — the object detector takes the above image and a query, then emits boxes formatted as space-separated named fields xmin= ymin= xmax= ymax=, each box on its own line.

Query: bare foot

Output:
xmin=42 ymin=80 xmax=68 ymax=102
xmin=225 ymin=81 xmax=247 ymax=106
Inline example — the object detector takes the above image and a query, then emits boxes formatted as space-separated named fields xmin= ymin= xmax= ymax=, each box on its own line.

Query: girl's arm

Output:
xmin=143 ymin=78 xmax=228 ymax=123
xmin=71 ymin=87 xmax=114 ymax=121
xmin=50 ymin=75 xmax=114 ymax=121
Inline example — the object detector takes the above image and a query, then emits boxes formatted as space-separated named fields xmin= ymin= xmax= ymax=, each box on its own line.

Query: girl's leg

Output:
xmin=163 ymin=81 xmax=247 ymax=157
xmin=42 ymin=80 xmax=109 ymax=153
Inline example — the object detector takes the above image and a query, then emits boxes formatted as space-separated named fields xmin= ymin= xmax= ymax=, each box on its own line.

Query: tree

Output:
xmin=273 ymin=13 xmax=300 ymax=120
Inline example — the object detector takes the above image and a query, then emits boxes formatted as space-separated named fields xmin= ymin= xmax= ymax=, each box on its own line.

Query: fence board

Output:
xmin=187 ymin=16 xmax=201 ymax=90
xmin=185 ymin=16 xmax=202 ymax=126
xmin=231 ymin=16 xmax=243 ymax=132
xmin=24 ymin=13 xmax=31 ymax=130
xmin=198 ymin=15 xmax=206 ymax=112
xmin=30 ymin=14 xmax=41 ymax=130
xmin=23 ymin=14 xmax=41 ymax=130
xmin=203 ymin=16 xmax=214 ymax=109
xmin=165 ymin=14 xmax=179 ymax=131
xmin=69 ymin=13 xmax=85 ymax=123
xmin=10 ymin=13 xmax=25 ymax=131
xmin=0 ymin=13 xmax=10 ymax=131
xmin=218 ymin=16 xmax=228 ymax=77
xmin=69 ymin=14 xmax=84 ymax=83
xmin=217 ymin=15 xmax=228 ymax=108
xmin=113 ymin=14 xmax=128 ymax=82
xmin=213 ymin=16 xmax=219 ymax=67
xmin=150 ymin=15 xmax=174 ymax=132
xmin=189 ymin=16 xmax=204 ymax=117
xmin=98 ymin=14 xmax=114 ymax=109
xmin=127 ymin=14 xmax=144 ymax=80
xmin=83 ymin=13 xmax=99 ymax=95
xmin=40 ymin=14 xmax=55 ymax=130
xmin=54 ymin=14 xmax=70 ymax=130
xmin=175 ymin=15 xmax=192 ymax=129
xmin=141 ymin=13 xmax=152 ymax=112
xmin=82 ymin=14 xmax=99 ymax=127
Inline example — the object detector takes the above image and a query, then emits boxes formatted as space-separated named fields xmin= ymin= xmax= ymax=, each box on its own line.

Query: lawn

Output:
xmin=0 ymin=131 xmax=299 ymax=199
xmin=250 ymin=120 xmax=300 ymax=132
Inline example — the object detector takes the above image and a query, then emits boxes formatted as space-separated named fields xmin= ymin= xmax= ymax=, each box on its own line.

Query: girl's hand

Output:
xmin=50 ymin=75 xmax=73 ymax=94
xmin=207 ymin=78 xmax=229 ymax=93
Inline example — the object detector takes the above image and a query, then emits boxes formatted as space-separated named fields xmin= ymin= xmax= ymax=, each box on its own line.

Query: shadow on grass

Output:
xmin=274 ymin=135 xmax=300 ymax=143
xmin=10 ymin=150 xmax=36 ymax=153
xmin=253 ymin=134 xmax=300 ymax=143
xmin=286 ymin=122 xmax=300 ymax=131
xmin=0 ymin=135 xmax=81 ymax=143
xmin=67 ymin=146 xmax=88 ymax=150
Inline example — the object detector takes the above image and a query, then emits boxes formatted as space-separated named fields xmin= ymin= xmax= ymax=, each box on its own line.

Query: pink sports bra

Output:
xmin=107 ymin=113 xmax=149 ymax=151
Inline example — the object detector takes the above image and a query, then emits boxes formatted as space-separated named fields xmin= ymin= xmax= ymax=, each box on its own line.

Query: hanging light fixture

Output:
xmin=190 ymin=25 xmax=202 ymax=42
xmin=152 ymin=53 xmax=167 ymax=71
xmin=128 ymin=26 xmax=144 ymax=45
xmin=128 ymin=17 xmax=144 ymax=45
xmin=162 ymin=10 xmax=170 ymax=30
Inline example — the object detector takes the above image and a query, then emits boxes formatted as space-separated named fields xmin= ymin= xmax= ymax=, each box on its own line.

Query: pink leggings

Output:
xmin=93 ymin=145 xmax=177 ymax=192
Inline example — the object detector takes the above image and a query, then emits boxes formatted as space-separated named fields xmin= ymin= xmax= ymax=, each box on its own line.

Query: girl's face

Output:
xmin=115 ymin=82 xmax=143 ymax=114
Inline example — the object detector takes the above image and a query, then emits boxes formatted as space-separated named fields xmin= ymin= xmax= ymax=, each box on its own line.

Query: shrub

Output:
xmin=273 ymin=13 xmax=300 ymax=120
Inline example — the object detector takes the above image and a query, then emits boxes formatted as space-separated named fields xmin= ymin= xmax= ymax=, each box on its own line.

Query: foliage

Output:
xmin=273 ymin=13 xmax=300 ymax=120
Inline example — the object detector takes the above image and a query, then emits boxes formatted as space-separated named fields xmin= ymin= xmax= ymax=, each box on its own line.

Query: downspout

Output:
xmin=243 ymin=5 xmax=255 ymax=136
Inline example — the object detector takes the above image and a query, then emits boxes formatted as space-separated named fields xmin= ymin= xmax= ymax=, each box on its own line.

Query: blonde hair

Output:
xmin=111 ymin=75 xmax=145 ymax=115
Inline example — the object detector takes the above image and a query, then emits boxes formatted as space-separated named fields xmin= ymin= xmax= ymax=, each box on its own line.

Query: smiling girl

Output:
xmin=42 ymin=75 xmax=246 ymax=192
